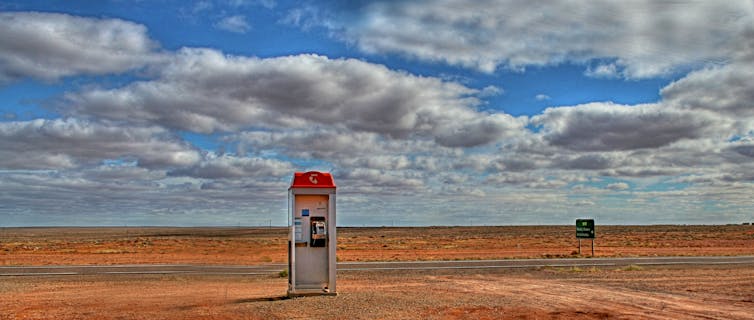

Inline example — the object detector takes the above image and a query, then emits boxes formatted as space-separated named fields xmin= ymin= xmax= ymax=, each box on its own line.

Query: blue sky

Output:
xmin=1 ymin=0 xmax=753 ymax=226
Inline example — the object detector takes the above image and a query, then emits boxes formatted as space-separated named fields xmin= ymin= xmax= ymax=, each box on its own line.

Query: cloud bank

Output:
xmin=65 ymin=48 xmax=525 ymax=147
xmin=1 ymin=4 xmax=754 ymax=226
xmin=294 ymin=0 xmax=753 ymax=78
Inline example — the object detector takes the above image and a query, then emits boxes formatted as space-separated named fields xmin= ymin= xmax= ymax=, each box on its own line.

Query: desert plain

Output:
xmin=1 ymin=225 xmax=753 ymax=319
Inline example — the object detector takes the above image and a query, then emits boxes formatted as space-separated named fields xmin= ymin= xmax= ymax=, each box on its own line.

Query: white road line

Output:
xmin=190 ymin=265 xmax=286 ymax=269
xmin=340 ymin=259 xmax=754 ymax=271
xmin=0 ymin=264 xmax=194 ymax=269
xmin=0 ymin=272 xmax=79 ymax=276
xmin=338 ymin=263 xmax=618 ymax=271
xmin=187 ymin=272 xmax=274 ymax=275
xmin=633 ymin=261 xmax=754 ymax=266
xmin=0 ymin=264 xmax=286 ymax=269
xmin=101 ymin=271 xmax=191 ymax=274
xmin=337 ymin=256 xmax=754 ymax=265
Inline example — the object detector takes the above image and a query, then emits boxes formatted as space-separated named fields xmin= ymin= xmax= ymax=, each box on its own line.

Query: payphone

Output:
xmin=310 ymin=217 xmax=327 ymax=247
xmin=288 ymin=171 xmax=336 ymax=297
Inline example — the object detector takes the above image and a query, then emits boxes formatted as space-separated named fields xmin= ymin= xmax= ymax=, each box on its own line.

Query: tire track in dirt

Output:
xmin=449 ymin=277 xmax=753 ymax=319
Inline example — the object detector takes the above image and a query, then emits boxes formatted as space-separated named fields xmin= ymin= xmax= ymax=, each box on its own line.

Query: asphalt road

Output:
xmin=2 ymin=256 xmax=753 ymax=277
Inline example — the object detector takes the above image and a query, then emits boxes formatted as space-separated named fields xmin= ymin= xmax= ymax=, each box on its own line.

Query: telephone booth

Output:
xmin=288 ymin=171 xmax=337 ymax=297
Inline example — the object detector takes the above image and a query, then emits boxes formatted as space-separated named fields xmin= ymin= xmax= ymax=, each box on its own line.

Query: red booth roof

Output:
xmin=289 ymin=171 xmax=336 ymax=189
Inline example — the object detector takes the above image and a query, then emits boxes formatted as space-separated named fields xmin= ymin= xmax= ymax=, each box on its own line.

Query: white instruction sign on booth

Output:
xmin=294 ymin=218 xmax=303 ymax=242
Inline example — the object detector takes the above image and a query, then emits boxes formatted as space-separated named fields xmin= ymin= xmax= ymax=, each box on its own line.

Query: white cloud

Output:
xmin=191 ymin=1 xmax=213 ymax=13
xmin=252 ymin=0 xmax=276 ymax=9
xmin=280 ymin=4 xmax=336 ymax=32
xmin=0 ymin=12 xmax=162 ymax=84
xmin=82 ymin=165 xmax=166 ymax=181
xmin=234 ymin=129 xmax=412 ymax=159
xmin=0 ymin=118 xmax=200 ymax=169
xmin=479 ymin=85 xmax=504 ymax=97
xmin=169 ymin=154 xmax=293 ymax=179
xmin=215 ymin=15 xmax=251 ymax=33
xmin=485 ymin=172 xmax=570 ymax=189
xmin=606 ymin=182 xmax=629 ymax=191
xmin=0 ymin=168 xmax=291 ymax=226
xmin=535 ymin=94 xmax=550 ymax=101
xmin=307 ymin=0 xmax=753 ymax=78
xmin=232 ymin=128 xmax=464 ymax=179
xmin=555 ymin=154 xmax=615 ymax=170
xmin=532 ymin=102 xmax=722 ymax=151
xmin=584 ymin=63 xmax=620 ymax=78
xmin=662 ymin=61 xmax=754 ymax=124
xmin=335 ymin=168 xmax=425 ymax=195
xmin=226 ymin=0 xmax=276 ymax=9
xmin=65 ymin=48 xmax=525 ymax=147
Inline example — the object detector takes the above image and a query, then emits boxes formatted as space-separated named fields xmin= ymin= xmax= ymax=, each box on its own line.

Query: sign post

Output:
xmin=575 ymin=219 xmax=595 ymax=256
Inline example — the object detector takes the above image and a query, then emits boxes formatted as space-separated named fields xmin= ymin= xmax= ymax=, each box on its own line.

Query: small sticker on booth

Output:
xmin=301 ymin=209 xmax=310 ymax=216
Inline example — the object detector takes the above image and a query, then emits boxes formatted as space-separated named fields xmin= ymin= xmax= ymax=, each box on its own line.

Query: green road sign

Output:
xmin=576 ymin=219 xmax=595 ymax=238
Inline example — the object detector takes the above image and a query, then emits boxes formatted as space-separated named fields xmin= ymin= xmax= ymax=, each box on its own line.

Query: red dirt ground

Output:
xmin=1 ymin=265 xmax=753 ymax=319
xmin=2 ymin=226 xmax=753 ymax=319
xmin=2 ymin=225 xmax=753 ymax=266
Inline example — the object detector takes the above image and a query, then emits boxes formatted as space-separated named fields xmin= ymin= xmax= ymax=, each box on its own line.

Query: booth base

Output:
xmin=287 ymin=289 xmax=338 ymax=298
